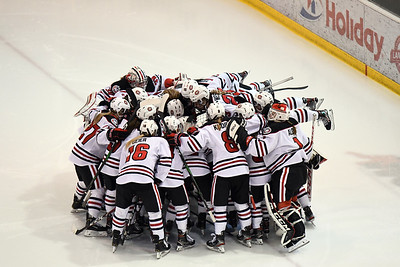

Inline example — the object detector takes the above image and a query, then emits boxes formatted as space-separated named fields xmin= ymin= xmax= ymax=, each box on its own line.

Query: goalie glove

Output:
xmin=226 ymin=117 xmax=253 ymax=151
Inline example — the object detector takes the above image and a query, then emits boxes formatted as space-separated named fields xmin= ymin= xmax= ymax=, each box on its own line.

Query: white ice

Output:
xmin=1 ymin=0 xmax=399 ymax=266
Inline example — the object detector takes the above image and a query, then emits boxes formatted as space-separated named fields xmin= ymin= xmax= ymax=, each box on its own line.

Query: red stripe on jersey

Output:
xmin=120 ymin=167 xmax=153 ymax=176
xmin=153 ymin=183 xmax=162 ymax=209
xmin=188 ymin=137 xmax=200 ymax=151
xmin=214 ymin=158 xmax=247 ymax=171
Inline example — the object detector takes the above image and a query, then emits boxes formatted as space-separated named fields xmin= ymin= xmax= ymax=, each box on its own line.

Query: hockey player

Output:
xmin=227 ymin=103 xmax=334 ymax=252
xmin=112 ymin=119 xmax=172 ymax=259
xmin=171 ymin=102 xmax=252 ymax=253
xmin=70 ymin=97 xmax=131 ymax=237
xmin=158 ymin=116 xmax=195 ymax=251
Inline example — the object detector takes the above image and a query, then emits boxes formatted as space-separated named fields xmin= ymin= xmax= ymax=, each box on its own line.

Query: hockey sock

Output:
xmin=213 ymin=206 xmax=227 ymax=235
xmin=234 ymin=202 xmax=251 ymax=230
xmin=148 ymin=211 xmax=165 ymax=240
xmin=175 ymin=204 xmax=189 ymax=231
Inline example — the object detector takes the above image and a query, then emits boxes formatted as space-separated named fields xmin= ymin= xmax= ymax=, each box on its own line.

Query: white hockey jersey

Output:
xmin=118 ymin=136 xmax=172 ymax=185
xmin=70 ymin=113 xmax=119 ymax=166
xmin=245 ymin=124 xmax=310 ymax=173
xmin=179 ymin=121 xmax=249 ymax=178
xmin=159 ymin=148 xmax=186 ymax=188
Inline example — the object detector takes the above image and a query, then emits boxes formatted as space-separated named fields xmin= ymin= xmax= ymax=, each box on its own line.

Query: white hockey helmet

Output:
xmin=136 ymin=104 xmax=157 ymax=120
xmin=166 ymin=99 xmax=184 ymax=118
xmin=207 ymin=102 xmax=225 ymax=120
xmin=110 ymin=97 xmax=131 ymax=116
xmin=190 ymin=84 xmax=209 ymax=103
xmin=139 ymin=119 xmax=158 ymax=136
xmin=132 ymin=87 xmax=148 ymax=103
xmin=235 ymin=102 xmax=255 ymax=119
xmin=253 ymin=91 xmax=274 ymax=112
xmin=267 ymin=103 xmax=290 ymax=122
xmin=179 ymin=79 xmax=198 ymax=98
xmin=126 ymin=66 xmax=147 ymax=88
xmin=164 ymin=115 xmax=183 ymax=133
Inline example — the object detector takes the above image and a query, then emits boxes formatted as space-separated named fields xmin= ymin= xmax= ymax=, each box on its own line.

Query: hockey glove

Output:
xmin=107 ymin=128 xmax=129 ymax=141
xmin=226 ymin=118 xmax=252 ymax=151
xmin=187 ymin=126 xmax=199 ymax=135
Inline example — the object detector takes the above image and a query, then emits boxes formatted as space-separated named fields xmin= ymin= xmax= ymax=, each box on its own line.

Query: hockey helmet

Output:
xmin=110 ymin=97 xmax=131 ymax=116
xmin=164 ymin=115 xmax=183 ymax=133
xmin=136 ymin=104 xmax=157 ymax=120
xmin=207 ymin=102 xmax=225 ymax=120
xmin=267 ymin=103 xmax=290 ymax=122
xmin=126 ymin=66 xmax=147 ymax=88
xmin=235 ymin=102 xmax=255 ymax=119
xmin=139 ymin=119 xmax=158 ymax=136
xmin=253 ymin=91 xmax=274 ymax=112
xmin=167 ymin=99 xmax=184 ymax=118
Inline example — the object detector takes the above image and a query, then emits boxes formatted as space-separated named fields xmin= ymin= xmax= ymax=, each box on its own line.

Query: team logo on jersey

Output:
xmin=112 ymin=85 xmax=121 ymax=94
xmin=390 ymin=36 xmax=400 ymax=73
xmin=300 ymin=0 xmax=323 ymax=21
xmin=111 ymin=118 xmax=118 ymax=127
xmin=262 ymin=127 xmax=272 ymax=135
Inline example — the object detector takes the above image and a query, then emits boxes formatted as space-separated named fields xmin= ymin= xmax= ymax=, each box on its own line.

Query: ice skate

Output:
xmin=261 ymin=217 xmax=270 ymax=237
xmin=71 ymin=195 xmax=86 ymax=213
xmin=176 ymin=230 xmax=195 ymax=251
xmin=303 ymin=97 xmax=324 ymax=110
xmin=238 ymin=70 xmax=249 ymax=82
xmin=236 ymin=226 xmax=252 ymax=248
xmin=155 ymin=238 xmax=171 ymax=259
xmin=285 ymin=236 xmax=310 ymax=253
xmin=112 ymin=230 xmax=123 ymax=253
xmin=206 ymin=232 xmax=225 ymax=253
xmin=84 ymin=214 xmax=108 ymax=237
xmin=317 ymin=109 xmax=335 ymax=130
xmin=125 ymin=222 xmax=143 ymax=239
xmin=251 ymin=228 xmax=264 ymax=245
xmin=303 ymin=206 xmax=315 ymax=223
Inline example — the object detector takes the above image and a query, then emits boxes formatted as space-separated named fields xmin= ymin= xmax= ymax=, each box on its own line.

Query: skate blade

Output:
xmin=251 ymin=239 xmax=264 ymax=245
xmin=206 ymin=245 xmax=225 ymax=253
xmin=70 ymin=208 xmax=86 ymax=213
xmin=176 ymin=244 xmax=195 ymax=252
xmin=156 ymin=250 xmax=170 ymax=259
xmin=84 ymin=230 xmax=109 ymax=237
xmin=287 ymin=239 xmax=310 ymax=253
xmin=238 ymin=240 xmax=252 ymax=248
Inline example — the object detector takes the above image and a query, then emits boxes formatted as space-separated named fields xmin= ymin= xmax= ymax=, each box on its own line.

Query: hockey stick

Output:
xmin=270 ymin=76 xmax=293 ymax=88
xmin=273 ymin=85 xmax=308 ymax=92
xmin=157 ymin=114 xmax=216 ymax=223
xmin=75 ymin=208 xmax=115 ymax=235
xmin=306 ymin=114 xmax=317 ymax=202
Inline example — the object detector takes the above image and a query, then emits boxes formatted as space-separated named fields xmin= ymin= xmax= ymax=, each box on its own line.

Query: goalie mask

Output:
xmin=235 ymin=102 xmax=255 ymax=119
xmin=207 ymin=102 xmax=225 ymax=120
xmin=110 ymin=97 xmax=131 ymax=116
xmin=125 ymin=66 xmax=147 ymax=88
xmin=254 ymin=91 xmax=274 ymax=113
xmin=136 ymin=104 xmax=157 ymax=120
xmin=167 ymin=99 xmax=184 ymax=118
xmin=164 ymin=115 xmax=183 ymax=133
xmin=267 ymin=103 xmax=290 ymax=122
xmin=139 ymin=119 xmax=158 ymax=136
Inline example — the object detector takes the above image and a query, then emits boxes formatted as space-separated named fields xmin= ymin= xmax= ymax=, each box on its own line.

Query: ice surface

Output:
xmin=1 ymin=0 xmax=399 ymax=266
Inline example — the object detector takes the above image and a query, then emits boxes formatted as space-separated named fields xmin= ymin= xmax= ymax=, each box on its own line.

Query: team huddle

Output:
xmin=69 ymin=66 xmax=334 ymax=259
